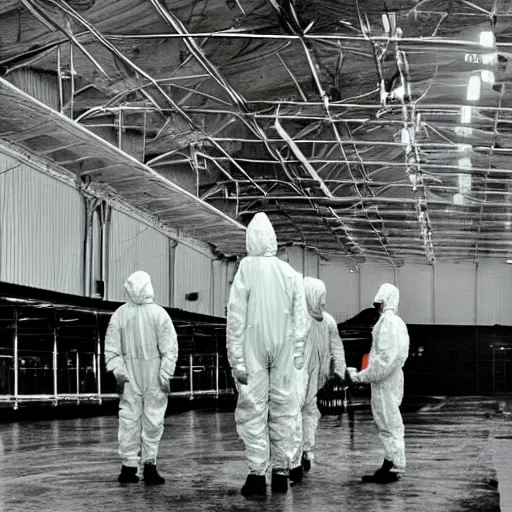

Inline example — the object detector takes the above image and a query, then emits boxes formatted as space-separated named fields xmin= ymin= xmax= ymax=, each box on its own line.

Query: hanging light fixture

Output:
xmin=455 ymin=126 xmax=474 ymax=137
xmin=453 ymin=193 xmax=465 ymax=205
xmin=458 ymin=157 xmax=472 ymax=169
xmin=481 ymin=70 xmax=495 ymax=84
xmin=461 ymin=106 xmax=472 ymax=124
xmin=481 ymin=53 xmax=498 ymax=65
xmin=458 ymin=174 xmax=472 ymax=194
xmin=392 ymin=85 xmax=405 ymax=99
xmin=467 ymin=75 xmax=481 ymax=101
xmin=479 ymin=31 xmax=495 ymax=48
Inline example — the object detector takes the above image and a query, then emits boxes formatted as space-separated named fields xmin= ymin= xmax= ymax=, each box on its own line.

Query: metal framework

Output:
xmin=0 ymin=0 xmax=511 ymax=266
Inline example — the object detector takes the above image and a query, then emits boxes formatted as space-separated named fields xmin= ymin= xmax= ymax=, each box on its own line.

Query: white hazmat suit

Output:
xmin=227 ymin=213 xmax=310 ymax=491
xmin=292 ymin=277 xmax=346 ymax=471
xmin=105 ymin=271 xmax=178 ymax=479
xmin=350 ymin=283 xmax=409 ymax=475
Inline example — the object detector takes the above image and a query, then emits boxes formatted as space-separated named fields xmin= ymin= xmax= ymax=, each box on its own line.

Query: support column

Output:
xmin=215 ymin=352 xmax=220 ymax=398
xmin=13 ymin=309 xmax=19 ymax=410
xmin=83 ymin=197 xmax=95 ymax=297
xmin=100 ymin=202 xmax=112 ymax=300
xmin=210 ymin=259 xmax=215 ymax=316
xmin=169 ymin=239 xmax=178 ymax=307
xmin=96 ymin=327 xmax=102 ymax=404
xmin=53 ymin=313 xmax=58 ymax=405
xmin=76 ymin=351 xmax=80 ymax=397
xmin=189 ymin=353 xmax=194 ymax=401
xmin=432 ymin=265 xmax=436 ymax=324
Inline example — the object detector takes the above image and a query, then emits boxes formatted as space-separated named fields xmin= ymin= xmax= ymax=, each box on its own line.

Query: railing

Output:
xmin=0 ymin=308 xmax=234 ymax=409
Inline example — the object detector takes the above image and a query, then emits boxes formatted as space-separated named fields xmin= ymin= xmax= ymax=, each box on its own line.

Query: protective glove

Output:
xmin=347 ymin=367 xmax=360 ymax=384
xmin=113 ymin=367 xmax=129 ymax=394
xmin=332 ymin=371 xmax=345 ymax=386
xmin=294 ymin=356 xmax=304 ymax=371
xmin=159 ymin=374 xmax=171 ymax=394
xmin=233 ymin=368 xmax=249 ymax=386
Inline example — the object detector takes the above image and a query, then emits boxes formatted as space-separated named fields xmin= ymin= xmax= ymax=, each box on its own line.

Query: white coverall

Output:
xmin=105 ymin=271 xmax=178 ymax=468
xmin=354 ymin=283 xmax=409 ymax=473
xmin=227 ymin=212 xmax=310 ymax=476
xmin=292 ymin=277 xmax=346 ymax=467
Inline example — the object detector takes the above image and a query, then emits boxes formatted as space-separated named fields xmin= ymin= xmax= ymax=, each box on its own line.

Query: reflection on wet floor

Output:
xmin=0 ymin=397 xmax=506 ymax=511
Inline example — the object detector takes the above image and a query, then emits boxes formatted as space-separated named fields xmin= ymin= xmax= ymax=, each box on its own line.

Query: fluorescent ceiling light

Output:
xmin=480 ymin=31 xmax=495 ymax=48
xmin=461 ymin=106 xmax=472 ymax=124
xmin=458 ymin=157 xmax=472 ymax=169
xmin=455 ymin=126 xmax=474 ymax=137
xmin=481 ymin=70 xmax=495 ymax=84
xmin=393 ymin=85 xmax=405 ymax=99
xmin=453 ymin=193 xmax=465 ymax=205
xmin=457 ymin=143 xmax=472 ymax=152
xmin=506 ymin=259 xmax=512 ymax=264
xmin=458 ymin=174 xmax=472 ymax=194
xmin=481 ymin=53 xmax=498 ymax=65
xmin=401 ymin=127 xmax=411 ymax=145
xmin=467 ymin=75 xmax=481 ymax=101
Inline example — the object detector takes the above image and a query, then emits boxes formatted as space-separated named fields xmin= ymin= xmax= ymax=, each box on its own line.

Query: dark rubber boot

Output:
xmin=241 ymin=474 xmax=266 ymax=497
xmin=362 ymin=459 xmax=399 ymax=483
xmin=118 ymin=465 xmax=139 ymax=484
xmin=271 ymin=472 xmax=288 ymax=494
xmin=143 ymin=463 xmax=165 ymax=485
xmin=289 ymin=466 xmax=303 ymax=485
xmin=302 ymin=452 xmax=311 ymax=472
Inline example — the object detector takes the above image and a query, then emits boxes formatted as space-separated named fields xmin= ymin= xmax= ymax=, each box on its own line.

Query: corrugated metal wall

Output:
xmin=212 ymin=259 xmax=228 ymax=317
xmin=107 ymin=210 xmax=170 ymax=306
xmin=278 ymin=246 xmax=319 ymax=278
xmin=396 ymin=264 xmax=434 ymax=324
xmin=360 ymin=264 xmax=395 ymax=311
xmin=320 ymin=263 xmax=360 ymax=322
xmin=435 ymin=262 xmax=476 ymax=325
xmin=304 ymin=249 xmax=320 ymax=278
xmin=477 ymin=260 xmax=512 ymax=325
xmin=0 ymin=153 xmax=84 ymax=295
xmin=7 ymin=69 xmax=59 ymax=110
xmin=173 ymin=243 xmax=212 ymax=314
xmin=320 ymin=260 xmax=512 ymax=326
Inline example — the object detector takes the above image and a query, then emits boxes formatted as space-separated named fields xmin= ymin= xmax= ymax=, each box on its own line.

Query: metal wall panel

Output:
xmin=7 ymin=69 xmax=59 ymax=110
xmin=277 ymin=247 xmax=318 ymax=278
xmin=91 ymin=209 xmax=102 ymax=289
xmin=304 ymin=249 xmax=320 ymax=278
xmin=320 ymin=263 xmax=360 ymax=322
xmin=107 ymin=210 xmax=170 ymax=306
xmin=396 ymin=264 xmax=434 ymax=324
xmin=360 ymin=265 xmax=396 ymax=311
xmin=0 ymin=153 xmax=84 ymax=295
xmin=278 ymin=246 xmax=304 ymax=274
xmin=435 ymin=262 xmax=477 ymax=325
xmin=212 ymin=260 xmax=228 ymax=318
xmin=174 ymin=243 xmax=212 ymax=314
xmin=477 ymin=260 xmax=512 ymax=326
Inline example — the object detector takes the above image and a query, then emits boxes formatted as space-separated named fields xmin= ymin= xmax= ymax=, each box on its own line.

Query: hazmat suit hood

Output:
xmin=246 ymin=212 xmax=278 ymax=257
xmin=124 ymin=271 xmax=155 ymax=305
xmin=304 ymin=277 xmax=326 ymax=321
xmin=374 ymin=283 xmax=399 ymax=313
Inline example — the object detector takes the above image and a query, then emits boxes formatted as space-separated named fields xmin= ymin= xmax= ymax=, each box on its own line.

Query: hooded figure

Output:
xmin=227 ymin=212 xmax=310 ymax=497
xmin=290 ymin=277 xmax=346 ymax=482
xmin=105 ymin=271 xmax=178 ymax=485
xmin=348 ymin=283 xmax=409 ymax=483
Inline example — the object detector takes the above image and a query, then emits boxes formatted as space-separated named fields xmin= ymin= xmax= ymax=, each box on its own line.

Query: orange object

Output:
xmin=361 ymin=353 xmax=370 ymax=371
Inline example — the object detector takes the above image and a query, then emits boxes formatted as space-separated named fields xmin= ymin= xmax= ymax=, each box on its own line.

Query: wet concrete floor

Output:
xmin=0 ymin=397 xmax=507 ymax=511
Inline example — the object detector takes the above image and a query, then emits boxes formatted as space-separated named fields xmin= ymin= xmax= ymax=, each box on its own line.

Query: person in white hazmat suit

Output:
xmin=105 ymin=271 xmax=178 ymax=485
xmin=348 ymin=283 xmax=409 ymax=483
xmin=227 ymin=212 xmax=310 ymax=497
xmin=289 ymin=277 xmax=347 ymax=483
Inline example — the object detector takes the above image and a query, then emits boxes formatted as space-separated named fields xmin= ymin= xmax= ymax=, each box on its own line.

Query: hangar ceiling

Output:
xmin=1 ymin=0 xmax=512 ymax=266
